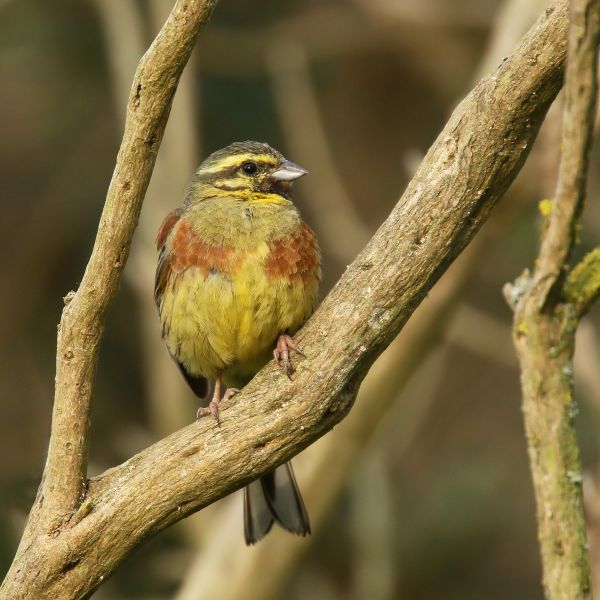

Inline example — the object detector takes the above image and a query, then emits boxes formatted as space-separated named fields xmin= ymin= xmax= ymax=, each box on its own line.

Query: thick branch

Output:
xmin=3 ymin=1 xmax=569 ymax=598
xmin=509 ymin=0 xmax=599 ymax=597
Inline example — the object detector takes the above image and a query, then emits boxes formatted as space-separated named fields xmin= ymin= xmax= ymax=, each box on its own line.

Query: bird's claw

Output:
xmin=196 ymin=388 xmax=239 ymax=427
xmin=274 ymin=334 xmax=304 ymax=379
xmin=196 ymin=400 xmax=221 ymax=426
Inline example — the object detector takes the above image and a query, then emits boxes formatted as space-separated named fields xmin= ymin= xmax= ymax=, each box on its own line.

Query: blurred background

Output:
xmin=1 ymin=0 xmax=600 ymax=598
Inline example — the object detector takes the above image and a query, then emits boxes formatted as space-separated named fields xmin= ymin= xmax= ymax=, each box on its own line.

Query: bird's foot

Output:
xmin=273 ymin=333 xmax=305 ymax=379
xmin=197 ymin=387 xmax=239 ymax=427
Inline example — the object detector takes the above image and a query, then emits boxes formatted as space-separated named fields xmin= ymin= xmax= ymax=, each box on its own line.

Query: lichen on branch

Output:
xmin=508 ymin=0 xmax=600 ymax=597
xmin=565 ymin=246 xmax=600 ymax=316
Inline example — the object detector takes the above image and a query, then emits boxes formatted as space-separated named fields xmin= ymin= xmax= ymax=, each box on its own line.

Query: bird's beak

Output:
xmin=271 ymin=160 xmax=308 ymax=182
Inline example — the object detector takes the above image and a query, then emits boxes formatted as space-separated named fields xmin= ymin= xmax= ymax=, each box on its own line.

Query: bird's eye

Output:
xmin=241 ymin=161 xmax=258 ymax=175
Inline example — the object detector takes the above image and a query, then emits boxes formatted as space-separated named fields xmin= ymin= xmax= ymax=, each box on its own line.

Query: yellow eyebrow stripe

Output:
xmin=200 ymin=153 xmax=278 ymax=173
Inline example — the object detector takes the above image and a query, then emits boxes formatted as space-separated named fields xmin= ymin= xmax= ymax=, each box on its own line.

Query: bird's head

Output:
xmin=186 ymin=141 xmax=308 ymax=204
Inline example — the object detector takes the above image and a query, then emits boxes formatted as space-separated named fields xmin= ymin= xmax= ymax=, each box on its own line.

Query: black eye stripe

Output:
xmin=197 ymin=157 xmax=277 ymax=184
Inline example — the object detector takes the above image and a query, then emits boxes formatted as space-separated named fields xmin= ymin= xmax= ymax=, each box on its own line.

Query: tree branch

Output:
xmin=2 ymin=1 xmax=569 ymax=597
xmin=507 ymin=0 xmax=599 ymax=597
xmin=1 ymin=1 xmax=217 ymax=598
xmin=42 ymin=0 xmax=216 ymax=531
xmin=528 ymin=0 xmax=600 ymax=311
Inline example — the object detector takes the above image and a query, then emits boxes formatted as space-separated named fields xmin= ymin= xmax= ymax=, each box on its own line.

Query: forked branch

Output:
xmin=507 ymin=0 xmax=599 ymax=597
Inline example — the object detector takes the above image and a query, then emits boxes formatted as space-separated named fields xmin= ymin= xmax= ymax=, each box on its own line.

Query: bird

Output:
xmin=154 ymin=141 xmax=321 ymax=545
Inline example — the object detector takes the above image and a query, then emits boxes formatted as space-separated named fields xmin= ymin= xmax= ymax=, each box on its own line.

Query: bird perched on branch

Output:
xmin=154 ymin=141 xmax=321 ymax=544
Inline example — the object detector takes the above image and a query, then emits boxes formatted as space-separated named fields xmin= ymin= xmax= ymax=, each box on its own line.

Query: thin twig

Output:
xmin=508 ymin=0 xmax=599 ymax=597
xmin=528 ymin=0 xmax=600 ymax=311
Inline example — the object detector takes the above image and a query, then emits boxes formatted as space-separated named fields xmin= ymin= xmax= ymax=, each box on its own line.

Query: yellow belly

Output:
xmin=160 ymin=247 xmax=317 ymax=388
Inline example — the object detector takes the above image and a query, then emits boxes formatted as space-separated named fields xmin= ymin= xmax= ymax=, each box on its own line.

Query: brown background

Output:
xmin=1 ymin=0 xmax=600 ymax=598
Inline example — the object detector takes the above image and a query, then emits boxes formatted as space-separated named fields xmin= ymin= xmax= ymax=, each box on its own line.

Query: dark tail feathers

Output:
xmin=243 ymin=461 xmax=311 ymax=545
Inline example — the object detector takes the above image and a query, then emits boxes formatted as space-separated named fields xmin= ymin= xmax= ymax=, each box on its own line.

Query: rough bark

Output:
xmin=506 ymin=0 xmax=600 ymax=597
xmin=1 ymin=1 xmax=218 ymax=598
xmin=1 ymin=1 xmax=570 ymax=598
